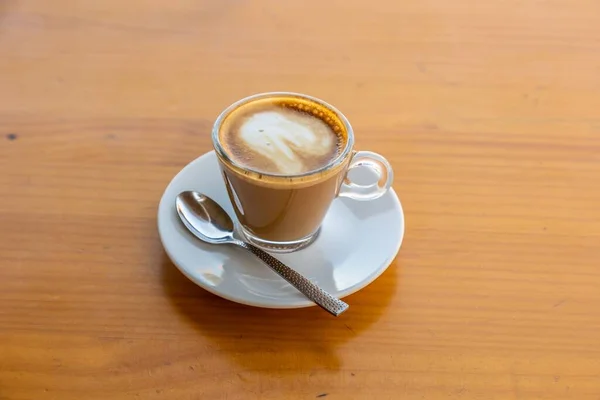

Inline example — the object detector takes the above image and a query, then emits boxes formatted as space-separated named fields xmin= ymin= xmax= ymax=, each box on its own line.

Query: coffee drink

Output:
xmin=218 ymin=96 xmax=347 ymax=176
xmin=215 ymin=95 xmax=351 ymax=247
xmin=212 ymin=92 xmax=393 ymax=252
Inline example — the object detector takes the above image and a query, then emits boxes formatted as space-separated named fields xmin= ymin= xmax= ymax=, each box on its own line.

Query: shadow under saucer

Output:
xmin=160 ymin=249 xmax=400 ymax=374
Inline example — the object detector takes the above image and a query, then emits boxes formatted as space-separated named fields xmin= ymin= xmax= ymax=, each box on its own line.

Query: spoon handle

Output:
xmin=236 ymin=242 xmax=349 ymax=316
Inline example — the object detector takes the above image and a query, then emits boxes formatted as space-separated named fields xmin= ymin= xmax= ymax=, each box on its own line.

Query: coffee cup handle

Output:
xmin=338 ymin=151 xmax=394 ymax=201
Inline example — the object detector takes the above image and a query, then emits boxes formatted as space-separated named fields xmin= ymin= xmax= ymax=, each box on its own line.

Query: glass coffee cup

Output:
xmin=212 ymin=92 xmax=393 ymax=253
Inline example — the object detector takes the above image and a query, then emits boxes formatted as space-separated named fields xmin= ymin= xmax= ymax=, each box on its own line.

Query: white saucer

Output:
xmin=157 ymin=151 xmax=405 ymax=309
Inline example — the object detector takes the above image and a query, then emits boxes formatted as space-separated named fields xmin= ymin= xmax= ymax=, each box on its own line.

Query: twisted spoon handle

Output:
xmin=235 ymin=241 xmax=349 ymax=316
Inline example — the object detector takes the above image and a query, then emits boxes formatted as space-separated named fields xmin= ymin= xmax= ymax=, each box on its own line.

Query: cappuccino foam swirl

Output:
xmin=217 ymin=96 xmax=347 ymax=178
xmin=238 ymin=111 xmax=334 ymax=174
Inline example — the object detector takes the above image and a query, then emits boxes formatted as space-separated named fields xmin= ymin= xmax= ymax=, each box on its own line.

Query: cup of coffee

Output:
xmin=211 ymin=92 xmax=394 ymax=253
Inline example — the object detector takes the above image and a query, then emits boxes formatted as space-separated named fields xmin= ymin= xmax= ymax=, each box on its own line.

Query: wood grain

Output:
xmin=1 ymin=0 xmax=600 ymax=399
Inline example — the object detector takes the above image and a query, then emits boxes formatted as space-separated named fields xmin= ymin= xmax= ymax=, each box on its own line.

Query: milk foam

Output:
xmin=238 ymin=111 xmax=335 ymax=174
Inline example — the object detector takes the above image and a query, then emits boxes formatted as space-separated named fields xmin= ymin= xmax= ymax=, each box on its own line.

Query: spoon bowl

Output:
xmin=175 ymin=191 xmax=235 ymax=244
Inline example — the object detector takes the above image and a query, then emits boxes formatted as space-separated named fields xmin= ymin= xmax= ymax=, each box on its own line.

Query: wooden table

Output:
xmin=2 ymin=1 xmax=600 ymax=399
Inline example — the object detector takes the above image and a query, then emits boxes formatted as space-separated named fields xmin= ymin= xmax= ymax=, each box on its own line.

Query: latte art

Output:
xmin=239 ymin=111 xmax=335 ymax=174
xmin=218 ymin=96 xmax=347 ymax=177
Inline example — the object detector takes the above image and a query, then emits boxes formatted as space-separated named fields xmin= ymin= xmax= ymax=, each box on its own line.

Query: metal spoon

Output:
xmin=175 ymin=191 xmax=349 ymax=316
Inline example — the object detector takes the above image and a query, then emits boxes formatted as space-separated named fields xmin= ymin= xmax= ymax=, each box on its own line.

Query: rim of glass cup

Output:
xmin=211 ymin=91 xmax=355 ymax=179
